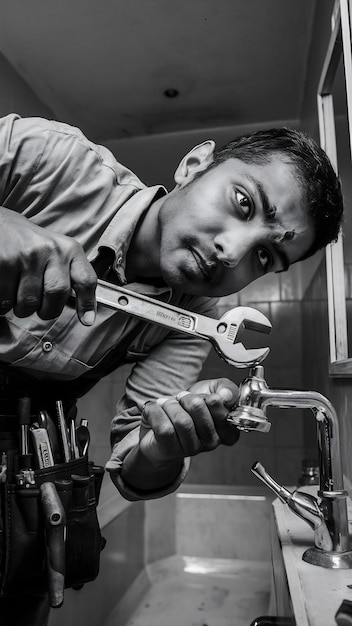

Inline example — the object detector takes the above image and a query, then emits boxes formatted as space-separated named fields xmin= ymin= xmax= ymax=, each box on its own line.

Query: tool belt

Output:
xmin=0 ymin=394 xmax=105 ymax=609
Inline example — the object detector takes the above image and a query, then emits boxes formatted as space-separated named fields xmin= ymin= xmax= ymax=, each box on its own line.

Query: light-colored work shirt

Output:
xmin=0 ymin=114 xmax=218 ymax=498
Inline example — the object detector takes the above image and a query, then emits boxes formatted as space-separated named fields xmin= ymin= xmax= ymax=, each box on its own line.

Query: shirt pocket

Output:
xmin=3 ymin=311 xmax=94 ymax=380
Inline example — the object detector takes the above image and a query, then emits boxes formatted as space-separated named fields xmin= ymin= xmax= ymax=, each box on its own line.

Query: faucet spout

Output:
xmin=256 ymin=386 xmax=342 ymax=493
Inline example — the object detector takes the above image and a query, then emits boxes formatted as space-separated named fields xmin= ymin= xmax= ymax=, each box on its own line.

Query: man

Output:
xmin=0 ymin=113 xmax=343 ymax=623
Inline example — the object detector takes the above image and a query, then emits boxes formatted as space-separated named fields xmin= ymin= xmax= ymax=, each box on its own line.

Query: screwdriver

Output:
xmin=76 ymin=419 xmax=90 ymax=457
xmin=17 ymin=396 xmax=33 ymax=470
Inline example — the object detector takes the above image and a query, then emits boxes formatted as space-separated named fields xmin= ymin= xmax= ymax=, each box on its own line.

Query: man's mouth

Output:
xmin=190 ymin=247 xmax=217 ymax=280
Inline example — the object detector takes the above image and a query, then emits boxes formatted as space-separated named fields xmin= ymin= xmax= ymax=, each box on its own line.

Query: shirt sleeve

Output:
xmin=106 ymin=296 xmax=218 ymax=500
xmin=0 ymin=113 xmax=49 ymax=206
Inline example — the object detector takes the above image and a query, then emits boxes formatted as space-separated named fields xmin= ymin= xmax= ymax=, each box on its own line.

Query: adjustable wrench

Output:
xmin=93 ymin=279 xmax=272 ymax=368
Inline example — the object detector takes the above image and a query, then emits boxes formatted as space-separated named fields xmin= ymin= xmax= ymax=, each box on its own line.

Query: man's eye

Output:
xmin=235 ymin=190 xmax=252 ymax=219
xmin=257 ymin=248 xmax=272 ymax=272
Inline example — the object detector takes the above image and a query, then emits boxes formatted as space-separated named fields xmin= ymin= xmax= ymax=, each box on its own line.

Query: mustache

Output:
xmin=184 ymin=235 xmax=217 ymax=267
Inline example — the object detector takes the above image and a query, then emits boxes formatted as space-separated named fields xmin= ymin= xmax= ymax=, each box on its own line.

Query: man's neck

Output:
xmin=126 ymin=195 xmax=163 ymax=282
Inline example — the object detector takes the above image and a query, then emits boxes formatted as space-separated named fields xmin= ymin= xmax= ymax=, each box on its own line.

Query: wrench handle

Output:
xmin=95 ymin=280 xmax=216 ymax=337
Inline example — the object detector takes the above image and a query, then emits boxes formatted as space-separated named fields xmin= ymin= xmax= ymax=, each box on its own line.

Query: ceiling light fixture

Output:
xmin=164 ymin=88 xmax=179 ymax=98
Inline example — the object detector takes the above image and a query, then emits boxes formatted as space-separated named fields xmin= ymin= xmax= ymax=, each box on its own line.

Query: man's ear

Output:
xmin=174 ymin=140 xmax=215 ymax=186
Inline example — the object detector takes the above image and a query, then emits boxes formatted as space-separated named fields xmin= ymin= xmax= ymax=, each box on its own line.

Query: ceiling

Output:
xmin=0 ymin=0 xmax=318 ymax=143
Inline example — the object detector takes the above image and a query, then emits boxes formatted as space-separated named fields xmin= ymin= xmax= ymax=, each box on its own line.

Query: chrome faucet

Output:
xmin=228 ymin=364 xmax=352 ymax=569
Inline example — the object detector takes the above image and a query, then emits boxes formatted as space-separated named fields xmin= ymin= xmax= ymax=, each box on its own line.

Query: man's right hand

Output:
xmin=0 ymin=207 xmax=97 ymax=325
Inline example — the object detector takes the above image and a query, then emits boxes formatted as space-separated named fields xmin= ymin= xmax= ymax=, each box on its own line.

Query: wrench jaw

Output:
xmin=222 ymin=343 xmax=270 ymax=368
xmin=214 ymin=306 xmax=272 ymax=368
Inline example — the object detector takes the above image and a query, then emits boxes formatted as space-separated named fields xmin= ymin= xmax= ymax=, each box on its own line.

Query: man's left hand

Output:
xmin=139 ymin=377 xmax=240 ymax=464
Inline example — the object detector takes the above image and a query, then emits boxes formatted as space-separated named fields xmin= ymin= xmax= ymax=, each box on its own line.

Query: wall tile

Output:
xmin=276 ymin=447 xmax=303 ymax=487
xmin=267 ymin=302 xmax=302 ymax=369
xmin=279 ymin=264 xmax=303 ymax=301
xmin=271 ymin=408 xmax=303 ymax=448
xmin=238 ymin=273 xmax=280 ymax=303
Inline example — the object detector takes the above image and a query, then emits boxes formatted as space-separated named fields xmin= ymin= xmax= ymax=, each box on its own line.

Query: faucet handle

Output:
xmin=251 ymin=461 xmax=292 ymax=501
xmin=251 ymin=461 xmax=324 ymax=532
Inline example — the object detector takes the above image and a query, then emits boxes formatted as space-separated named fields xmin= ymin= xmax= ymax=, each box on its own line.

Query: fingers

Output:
xmin=141 ymin=383 xmax=241 ymax=463
xmin=175 ymin=394 xmax=220 ymax=450
xmin=12 ymin=252 xmax=97 ymax=325
xmin=69 ymin=254 xmax=97 ymax=325
xmin=187 ymin=377 xmax=239 ymax=408
xmin=0 ymin=275 xmax=18 ymax=316
xmin=37 ymin=261 xmax=70 ymax=320
xmin=141 ymin=401 xmax=185 ymax=461
xmin=177 ymin=392 xmax=239 ymax=447
xmin=37 ymin=241 xmax=97 ymax=324
xmin=0 ymin=208 xmax=97 ymax=324
xmin=203 ymin=393 xmax=240 ymax=446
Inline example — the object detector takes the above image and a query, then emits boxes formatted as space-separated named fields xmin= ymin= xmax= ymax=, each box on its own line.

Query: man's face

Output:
xmin=157 ymin=156 xmax=315 ymax=296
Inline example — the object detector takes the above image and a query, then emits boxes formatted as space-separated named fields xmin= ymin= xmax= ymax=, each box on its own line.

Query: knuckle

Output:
xmin=79 ymin=267 xmax=97 ymax=284
xmin=74 ymin=270 xmax=97 ymax=291
xmin=179 ymin=418 xmax=195 ymax=435
xmin=45 ymin=239 xmax=57 ymax=254
xmin=14 ymin=296 xmax=40 ymax=317
xmin=204 ymin=439 xmax=218 ymax=451
xmin=44 ymin=284 xmax=69 ymax=300
xmin=0 ymin=300 xmax=13 ymax=314
xmin=188 ymin=396 xmax=205 ymax=411
xmin=156 ymin=422 xmax=175 ymax=439
xmin=142 ymin=400 xmax=155 ymax=417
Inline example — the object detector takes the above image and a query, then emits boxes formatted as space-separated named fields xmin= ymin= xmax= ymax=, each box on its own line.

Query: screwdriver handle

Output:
xmin=76 ymin=419 xmax=90 ymax=457
xmin=40 ymin=482 xmax=66 ymax=608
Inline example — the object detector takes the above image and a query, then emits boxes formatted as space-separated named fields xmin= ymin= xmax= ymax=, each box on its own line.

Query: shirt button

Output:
xmin=42 ymin=341 xmax=53 ymax=352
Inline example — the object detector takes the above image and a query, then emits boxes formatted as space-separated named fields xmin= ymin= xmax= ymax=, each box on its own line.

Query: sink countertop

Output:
xmin=273 ymin=487 xmax=352 ymax=625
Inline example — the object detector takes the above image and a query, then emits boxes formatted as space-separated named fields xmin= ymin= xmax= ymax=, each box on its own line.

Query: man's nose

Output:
xmin=214 ymin=232 xmax=252 ymax=268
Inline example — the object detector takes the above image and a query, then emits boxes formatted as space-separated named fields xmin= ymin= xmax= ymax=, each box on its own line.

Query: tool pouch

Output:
xmin=0 ymin=455 xmax=105 ymax=600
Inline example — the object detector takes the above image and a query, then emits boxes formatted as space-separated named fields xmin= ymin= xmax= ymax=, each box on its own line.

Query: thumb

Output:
xmin=214 ymin=379 xmax=239 ymax=407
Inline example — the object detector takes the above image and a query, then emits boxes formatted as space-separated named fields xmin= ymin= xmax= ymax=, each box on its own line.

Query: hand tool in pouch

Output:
xmin=30 ymin=423 xmax=55 ymax=468
xmin=76 ymin=419 xmax=90 ymax=457
xmin=40 ymin=481 xmax=66 ymax=608
xmin=17 ymin=396 xmax=33 ymax=470
xmin=38 ymin=409 xmax=61 ymax=464
xmin=55 ymin=400 xmax=71 ymax=462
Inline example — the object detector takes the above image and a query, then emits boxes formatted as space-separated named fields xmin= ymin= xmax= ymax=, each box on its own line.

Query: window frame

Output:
xmin=317 ymin=0 xmax=352 ymax=376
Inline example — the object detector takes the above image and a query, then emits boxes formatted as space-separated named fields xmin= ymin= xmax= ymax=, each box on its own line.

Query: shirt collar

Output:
xmin=90 ymin=184 xmax=167 ymax=285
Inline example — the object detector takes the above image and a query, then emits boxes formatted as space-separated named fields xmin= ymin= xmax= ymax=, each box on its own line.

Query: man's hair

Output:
xmin=206 ymin=127 xmax=344 ymax=261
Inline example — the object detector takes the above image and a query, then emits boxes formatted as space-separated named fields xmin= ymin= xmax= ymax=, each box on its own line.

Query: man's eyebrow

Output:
xmin=255 ymin=179 xmax=277 ymax=221
xmin=249 ymin=176 xmax=290 ymax=272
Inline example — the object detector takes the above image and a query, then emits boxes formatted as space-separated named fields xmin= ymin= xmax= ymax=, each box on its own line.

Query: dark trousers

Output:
xmin=0 ymin=414 xmax=51 ymax=626
xmin=0 ymin=594 xmax=50 ymax=626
